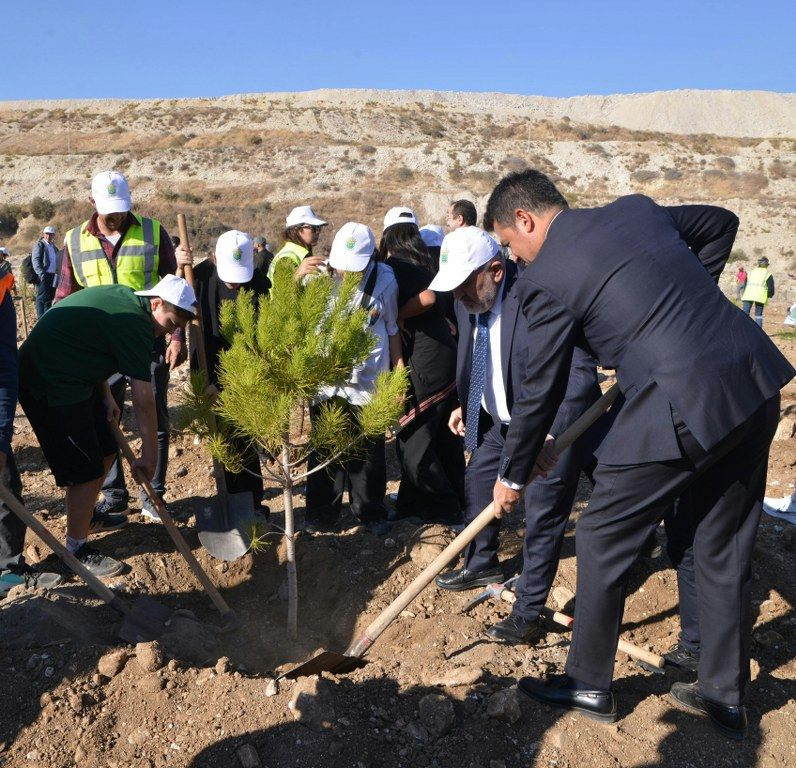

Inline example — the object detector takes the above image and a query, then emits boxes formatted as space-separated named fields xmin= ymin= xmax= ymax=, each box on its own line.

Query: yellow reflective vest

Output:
xmin=741 ymin=267 xmax=771 ymax=305
xmin=267 ymin=241 xmax=309 ymax=283
xmin=65 ymin=214 xmax=160 ymax=291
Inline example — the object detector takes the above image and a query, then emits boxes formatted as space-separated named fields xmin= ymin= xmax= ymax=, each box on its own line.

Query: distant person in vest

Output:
xmin=741 ymin=256 xmax=774 ymax=327
xmin=735 ymin=264 xmax=747 ymax=301
xmin=267 ymin=205 xmax=328 ymax=285
xmin=31 ymin=225 xmax=59 ymax=317
xmin=55 ymin=170 xmax=193 ymax=527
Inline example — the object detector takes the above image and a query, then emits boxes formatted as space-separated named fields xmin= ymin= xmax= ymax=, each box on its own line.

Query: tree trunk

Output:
xmin=281 ymin=445 xmax=298 ymax=638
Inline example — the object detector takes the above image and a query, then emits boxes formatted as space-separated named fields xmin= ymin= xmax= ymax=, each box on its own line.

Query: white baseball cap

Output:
xmin=383 ymin=206 xmax=418 ymax=231
xmin=285 ymin=205 xmax=326 ymax=228
xmin=328 ymin=222 xmax=375 ymax=272
xmin=428 ymin=227 xmax=501 ymax=292
xmin=43 ymin=226 xmax=56 ymax=235
xmin=215 ymin=230 xmax=254 ymax=284
xmin=91 ymin=171 xmax=132 ymax=215
xmin=0 ymin=247 xmax=9 ymax=255
xmin=135 ymin=274 xmax=197 ymax=316
xmin=419 ymin=224 xmax=445 ymax=248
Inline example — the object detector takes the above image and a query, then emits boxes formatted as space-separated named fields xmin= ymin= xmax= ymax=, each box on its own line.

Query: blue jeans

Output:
xmin=742 ymin=300 xmax=764 ymax=327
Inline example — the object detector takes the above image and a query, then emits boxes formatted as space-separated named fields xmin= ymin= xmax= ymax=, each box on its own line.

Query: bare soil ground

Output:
xmin=1 ymin=302 xmax=793 ymax=768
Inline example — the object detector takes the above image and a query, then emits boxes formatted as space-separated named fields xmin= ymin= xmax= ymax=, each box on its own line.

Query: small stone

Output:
xmin=427 ymin=665 xmax=483 ymax=688
xmin=26 ymin=750 xmax=40 ymax=761
xmin=236 ymin=743 xmax=261 ymax=768
xmin=127 ymin=727 xmax=150 ymax=747
xmin=750 ymin=658 xmax=761 ymax=681
xmin=97 ymin=649 xmax=129 ymax=678
xmin=196 ymin=668 xmax=217 ymax=686
xmin=773 ymin=416 xmax=795 ymax=441
xmin=418 ymin=693 xmax=455 ymax=738
xmin=384 ymin=537 xmax=397 ymax=548
xmin=264 ymin=678 xmax=279 ymax=697
xmin=43 ymin=666 xmax=55 ymax=678
xmin=176 ymin=466 xmax=189 ymax=477
xmin=486 ymin=687 xmax=522 ymax=724
xmin=215 ymin=656 xmax=232 ymax=675
xmin=136 ymin=640 xmax=165 ymax=673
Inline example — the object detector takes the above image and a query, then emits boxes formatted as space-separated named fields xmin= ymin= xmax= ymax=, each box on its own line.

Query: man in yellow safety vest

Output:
xmin=56 ymin=171 xmax=193 ymax=528
xmin=741 ymin=256 xmax=775 ymax=328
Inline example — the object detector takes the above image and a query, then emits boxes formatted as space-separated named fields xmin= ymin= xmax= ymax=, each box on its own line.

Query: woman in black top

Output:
xmin=377 ymin=210 xmax=464 ymax=524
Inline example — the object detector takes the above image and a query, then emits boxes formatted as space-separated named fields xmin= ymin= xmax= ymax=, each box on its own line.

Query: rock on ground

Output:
xmin=288 ymin=675 xmax=337 ymax=731
xmin=418 ymin=693 xmax=455 ymax=738
xmin=97 ymin=649 xmax=129 ymax=678
xmin=135 ymin=640 xmax=165 ymax=672
xmin=486 ymin=687 xmax=522 ymax=724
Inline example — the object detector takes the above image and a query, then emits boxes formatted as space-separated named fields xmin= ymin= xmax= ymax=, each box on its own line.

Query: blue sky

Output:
xmin=3 ymin=0 xmax=794 ymax=100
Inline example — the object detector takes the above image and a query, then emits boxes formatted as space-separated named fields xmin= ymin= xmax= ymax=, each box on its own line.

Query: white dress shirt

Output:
xmin=476 ymin=279 xmax=511 ymax=425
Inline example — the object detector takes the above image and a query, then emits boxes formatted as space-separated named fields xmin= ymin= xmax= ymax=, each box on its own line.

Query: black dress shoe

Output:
xmin=435 ymin=566 xmax=503 ymax=592
xmin=518 ymin=674 xmax=618 ymax=723
xmin=663 ymin=642 xmax=700 ymax=672
xmin=485 ymin=614 xmax=543 ymax=644
xmin=670 ymin=682 xmax=747 ymax=740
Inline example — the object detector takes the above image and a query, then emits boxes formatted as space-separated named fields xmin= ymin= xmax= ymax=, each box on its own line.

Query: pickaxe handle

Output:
xmin=109 ymin=421 xmax=237 ymax=626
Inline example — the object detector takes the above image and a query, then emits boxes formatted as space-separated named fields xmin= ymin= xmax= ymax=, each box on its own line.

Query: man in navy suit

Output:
xmin=430 ymin=226 xmax=601 ymax=644
xmin=485 ymin=169 xmax=794 ymax=737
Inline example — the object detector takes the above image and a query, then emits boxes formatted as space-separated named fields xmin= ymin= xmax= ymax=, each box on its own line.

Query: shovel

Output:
xmin=0 ymin=483 xmax=170 ymax=643
xmin=176 ymin=213 xmax=255 ymax=561
xmin=282 ymin=383 xmax=620 ymax=679
xmin=109 ymin=421 xmax=238 ymax=630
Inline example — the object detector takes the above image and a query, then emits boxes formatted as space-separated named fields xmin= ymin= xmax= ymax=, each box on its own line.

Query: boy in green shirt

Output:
xmin=18 ymin=276 xmax=197 ymax=577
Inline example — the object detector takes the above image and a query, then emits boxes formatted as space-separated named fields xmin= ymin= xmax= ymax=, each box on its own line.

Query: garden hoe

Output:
xmin=176 ymin=214 xmax=257 ymax=561
xmin=0 ymin=483 xmax=170 ymax=643
xmin=282 ymin=384 xmax=621 ymax=679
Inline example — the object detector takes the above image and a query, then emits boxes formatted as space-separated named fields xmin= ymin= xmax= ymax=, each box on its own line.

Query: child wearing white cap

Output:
xmin=190 ymin=230 xmax=272 ymax=510
xmin=304 ymin=222 xmax=404 ymax=535
xmin=267 ymin=204 xmax=329 ymax=284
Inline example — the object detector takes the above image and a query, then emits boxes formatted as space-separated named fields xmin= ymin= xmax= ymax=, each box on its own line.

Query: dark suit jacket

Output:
xmin=500 ymin=195 xmax=795 ymax=485
xmin=455 ymin=259 xmax=600 ymax=444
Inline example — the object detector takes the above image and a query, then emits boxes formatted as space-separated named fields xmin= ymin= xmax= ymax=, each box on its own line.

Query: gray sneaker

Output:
xmin=0 ymin=566 xmax=63 ymax=595
xmin=89 ymin=511 xmax=129 ymax=533
xmin=74 ymin=544 xmax=124 ymax=578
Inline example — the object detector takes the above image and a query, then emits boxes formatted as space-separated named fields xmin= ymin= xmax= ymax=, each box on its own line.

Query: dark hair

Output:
xmin=283 ymin=225 xmax=312 ymax=255
xmin=484 ymin=169 xmax=568 ymax=230
xmin=172 ymin=235 xmax=181 ymax=248
xmin=162 ymin=300 xmax=196 ymax=321
xmin=377 ymin=222 xmax=432 ymax=271
xmin=451 ymin=199 xmax=477 ymax=226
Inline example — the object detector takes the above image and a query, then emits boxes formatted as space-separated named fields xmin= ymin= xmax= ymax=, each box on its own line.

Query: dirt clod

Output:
xmin=418 ymin=693 xmax=455 ymax=738
xmin=486 ymin=687 xmax=522 ymax=724
xmin=288 ymin=675 xmax=336 ymax=731
xmin=135 ymin=640 xmax=165 ymax=672
xmin=97 ymin=649 xmax=129 ymax=678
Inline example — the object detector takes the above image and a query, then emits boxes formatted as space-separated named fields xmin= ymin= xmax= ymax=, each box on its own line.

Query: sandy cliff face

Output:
xmin=0 ymin=89 xmax=794 ymax=294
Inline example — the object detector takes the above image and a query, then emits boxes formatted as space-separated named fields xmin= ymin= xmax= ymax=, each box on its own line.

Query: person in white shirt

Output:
xmin=304 ymin=222 xmax=404 ymax=536
xmin=430 ymin=227 xmax=601 ymax=645
xmin=32 ymin=225 xmax=58 ymax=317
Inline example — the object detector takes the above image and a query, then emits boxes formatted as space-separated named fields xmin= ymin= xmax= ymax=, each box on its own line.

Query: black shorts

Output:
xmin=19 ymin=387 xmax=116 ymax=487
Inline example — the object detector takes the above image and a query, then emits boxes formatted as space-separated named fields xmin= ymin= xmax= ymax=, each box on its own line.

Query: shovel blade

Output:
xmin=282 ymin=650 xmax=368 ymax=680
xmin=196 ymin=491 xmax=257 ymax=562
xmin=118 ymin=596 xmax=172 ymax=643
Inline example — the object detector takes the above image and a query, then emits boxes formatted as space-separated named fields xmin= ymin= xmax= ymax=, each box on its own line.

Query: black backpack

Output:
xmin=21 ymin=254 xmax=39 ymax=285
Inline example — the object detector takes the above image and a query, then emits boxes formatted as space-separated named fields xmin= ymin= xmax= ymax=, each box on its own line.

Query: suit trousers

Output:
xmin=395 ymin=394 xmax=465 ymax=522
xmin=305 ymin=402 xmax=388 ymax=525
xmin=463 ymin=419 xmax=582 ymax=621
xmin=0 ymin=451 xmax=25 ymax=570
xmin=102 ymin=341 xmax=170 ymax=503
xmin=566 ymin=396 xmax=779 ymax=706
xmin=35 ymin=273 xmax=55 ymax=319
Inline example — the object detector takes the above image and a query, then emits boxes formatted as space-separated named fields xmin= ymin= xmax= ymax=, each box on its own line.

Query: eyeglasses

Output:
xmin=300 ymin=225 xmax=323 ymax=234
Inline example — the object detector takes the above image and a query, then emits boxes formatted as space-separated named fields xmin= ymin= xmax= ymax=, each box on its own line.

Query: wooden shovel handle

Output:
xmin=345 ymin=384 xmax=620 ymax=657
xmin=0 ymin=483 xmax=128 ymax=613
xmin=109 ymin=421 xmax=235 ymax=621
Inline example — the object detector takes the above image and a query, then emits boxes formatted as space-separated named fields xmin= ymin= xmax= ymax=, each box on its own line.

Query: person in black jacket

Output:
xmin=486 ymin=169 xmax=794 ymax=737
xmin=190 ymin=231 xmax=270 ymax=510
xmin=430 ymin=226 xmax=601 ymax=644
xmin=378 ymin=208 xmax=464 ymax=525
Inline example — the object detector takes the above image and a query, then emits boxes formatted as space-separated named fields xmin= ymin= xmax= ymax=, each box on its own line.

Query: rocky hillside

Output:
xmin=0 ymin=89 xmax=794 ymax=294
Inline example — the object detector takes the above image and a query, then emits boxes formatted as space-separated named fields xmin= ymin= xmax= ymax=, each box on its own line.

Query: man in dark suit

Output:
xmin=485 ymin=169 xmax=794 ymax=737
xmin=429 ymin=226 xmax=601 ymax=643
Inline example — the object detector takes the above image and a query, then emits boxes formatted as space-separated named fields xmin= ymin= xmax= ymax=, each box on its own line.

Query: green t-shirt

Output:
xmin=19 ymin=285 xmax=154 ymax=406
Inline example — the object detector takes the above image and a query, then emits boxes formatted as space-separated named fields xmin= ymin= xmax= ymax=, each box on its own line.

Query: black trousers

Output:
xmin=0 ymin=451 xmax=24 ymax=571
xmin=305 ymin=402 xmax=387 ymax=524
xmin=395 ymin=394 xmax=465 ymax=522
xmin=102 ymin=340 xmax=170 ymax=502
xmin=463 ymin=418 xmax=583 ymax=621
xmin=34 ymin=273 xmax=54 ymax=319
xmin=224 ymin=435 xmax=263 ymax=506
xmin=566 ymin=396 xmax=779 ymax=706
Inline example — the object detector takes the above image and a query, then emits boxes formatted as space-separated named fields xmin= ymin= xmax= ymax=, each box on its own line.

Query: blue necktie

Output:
xmin=465 ymin=312 xmax=490 ymax=452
